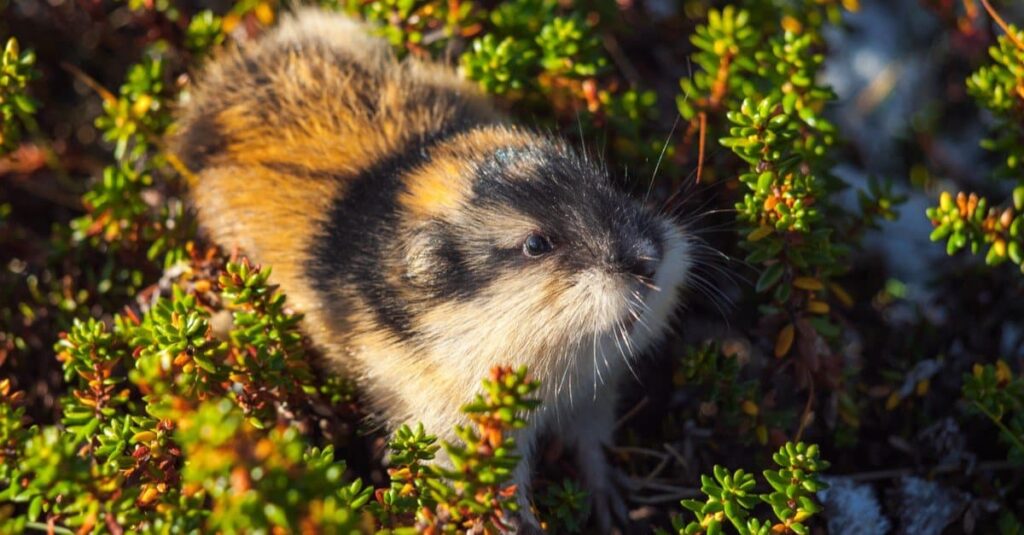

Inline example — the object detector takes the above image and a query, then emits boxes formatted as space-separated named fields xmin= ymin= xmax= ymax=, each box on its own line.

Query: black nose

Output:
xmin=605 ymin=223 xmax=662 ymax=279
xmin=630 ymin=258 xmax=657 ymax=280
xmin=629 ymin=235 xmax=661 ymax=280
xmin=607 ymin=250 xmax=658 ymax=280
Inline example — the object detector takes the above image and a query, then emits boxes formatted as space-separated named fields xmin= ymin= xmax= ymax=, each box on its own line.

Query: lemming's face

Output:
xmin=402 ymin=139 xmax=691 ymax=394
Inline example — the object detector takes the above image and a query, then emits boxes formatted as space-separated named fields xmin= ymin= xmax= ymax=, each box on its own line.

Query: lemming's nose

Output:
xmin=608 ymin=247 xmax=658 ymax=280
xmin=631 ymin=236 xmax=661 ymax=280
xmin=630 ymin=257 xmax=657 ymax=280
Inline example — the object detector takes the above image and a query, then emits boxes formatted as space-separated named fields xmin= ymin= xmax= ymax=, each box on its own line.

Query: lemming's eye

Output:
xmin=522 ymin=233 xmax=554 ymax=257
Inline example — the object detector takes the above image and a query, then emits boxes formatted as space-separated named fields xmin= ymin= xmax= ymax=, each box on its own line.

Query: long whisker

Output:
xmin=610 ymin=320 xmax=631 ymax=376
xmin=693 ymin=256 xmax=748 ymax=289
xmin=645 ymin=115 xmax=680 ymax=206
xmin=688 ymin=237 xmax=755 ymax=277
xmin=628 ymin=298 xmax=658 ymax=335
xmin=687 ymin=270 xmax=732 ymax=305
xmin=618 ymin=315 xmax=639 ymax=358
xmin=557 ymin=341 xmax=573 ymax=410
xmin=656 ymin=165 xmax=700 ymax=218
xmin=657 ymin=163 xmax=730 ymax=219
xmin=631 ymin=290 xmax=655 ymax=315
xmin=575 ymin=109 xmax=590 ymax=166
xmin=599 ymin=333 xmax=610 ymax=385
xmin=686 ymin=272 xmax=733 ymax=327
xmin=688 ymin=249 xmax=747 ymax=279
xmin=569 ymin=327 xmax=584 ymax=408
xmin=626 ymin=297 xmax=653 ymax=335
xmin=616 ymin=318 xmax=642 ymax=383
xmin=591 ymin=328 xmax=600 ymax=399
xmin=676 ymin=211 xmax=741 ymax=230
xmin=632 ymin=274 xmax=662 ymax=292
xmin=668 ymin=197 xmax=734 ymax=224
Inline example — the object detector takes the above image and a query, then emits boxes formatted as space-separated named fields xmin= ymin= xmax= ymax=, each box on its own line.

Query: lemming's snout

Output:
xmin=630 ymin=254 xmax=658 ymax=280
xmin=605 ymin=236 xmax=660 ymax=280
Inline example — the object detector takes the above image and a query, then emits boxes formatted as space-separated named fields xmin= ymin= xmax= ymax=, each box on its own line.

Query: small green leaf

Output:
xmin=755 ymin=263 xmax=785 ymax=293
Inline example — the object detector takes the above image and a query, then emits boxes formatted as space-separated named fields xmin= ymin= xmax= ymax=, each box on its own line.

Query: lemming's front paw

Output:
xmin=588 ymin=470 xmax=630 ymax=534
xmin=576 ymin=442 xmax=630 ymax=533
xmin=506 ymin=501 xmax=544 ymax=534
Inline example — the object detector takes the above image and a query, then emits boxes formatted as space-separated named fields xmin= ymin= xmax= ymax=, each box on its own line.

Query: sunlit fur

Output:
xmin=172 ymin=9 xmax=691 ymax=532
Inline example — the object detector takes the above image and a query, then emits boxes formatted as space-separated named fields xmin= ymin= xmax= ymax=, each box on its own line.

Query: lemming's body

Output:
xmin=172 ymin=10 xmax=691 ymax=531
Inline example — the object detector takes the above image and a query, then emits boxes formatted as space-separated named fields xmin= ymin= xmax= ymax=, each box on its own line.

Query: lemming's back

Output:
xmin=171 ymin=11 xmax=498 ymax=322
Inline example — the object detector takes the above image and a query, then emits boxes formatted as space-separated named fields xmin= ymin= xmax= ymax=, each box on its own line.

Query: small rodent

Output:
xmin=171 ymin=9 xmax=691 ymax=532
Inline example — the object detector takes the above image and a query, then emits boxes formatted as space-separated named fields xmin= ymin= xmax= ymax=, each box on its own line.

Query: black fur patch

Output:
xmin=176 ymin=112 xmax=226 ymax=172
xmin=470 ymin=144 xmax=663 ymax=275
xmin=308 ymin=123 xmax=479 ymax=342
xmin=308 ymin=129 xmax=662 ymax=343
xmin=420 ymin=224 xmax=496 ymax=300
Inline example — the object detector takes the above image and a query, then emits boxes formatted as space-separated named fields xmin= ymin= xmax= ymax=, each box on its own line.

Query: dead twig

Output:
xmin=837 ymin=459 xmax=1021 ymax=483
xmin=979 ymin=0 xmax=1024 ymax=51
xmin=615 ymin=396 xmax=650 ymax=429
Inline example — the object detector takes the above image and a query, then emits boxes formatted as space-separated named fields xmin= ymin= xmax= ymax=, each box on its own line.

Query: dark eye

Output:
xmin=522 ymin=233 xmax=554 ymax=257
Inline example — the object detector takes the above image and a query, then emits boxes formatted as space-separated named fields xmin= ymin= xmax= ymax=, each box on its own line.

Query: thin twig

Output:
xmin=973 ymin=400 xmax=1024 ymax=455
xmin=631 ymin=489 xmax=703 ymax=504
xmin=794 ymin=380 xmax=815 ymax=443
xmin=980 ymin=0 xmax=1024 ymax=51
xmin=837 ymin=459 xmax=1021 ymax=483
xmin=24 ymin=522 xmax=73 ymax=535
xmin=632 ymin=453 xmax=672 ymax=491
xmin=60 ymin=62 xmax=117 ymax=105
xmin=662 ymin=442 xmax=690 ymax=470
xmin=630 ymin=479 xmax=700 ymax=494
xmin=61 ymin=61 xmax=200 ymax=186
xmin=612 ymin=445 xmax=671 ymax=460
xmin=615 ymin=396 xmax=650 ymax=429
xmin=5 ymin=169 xmax=82 ymax=209
xmin=696 ymin=112 xmax=707 ymax=184
xmin=602 ymin=33 xmax=641 ymax=87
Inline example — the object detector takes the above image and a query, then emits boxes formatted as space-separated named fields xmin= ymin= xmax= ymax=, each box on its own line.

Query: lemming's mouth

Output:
xmin=621 ymin=273 xmax=659 ymax=334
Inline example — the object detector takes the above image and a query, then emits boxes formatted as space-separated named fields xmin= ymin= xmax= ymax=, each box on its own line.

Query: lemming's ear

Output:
xmin=403 ymin=222 xmax=443 ymax=288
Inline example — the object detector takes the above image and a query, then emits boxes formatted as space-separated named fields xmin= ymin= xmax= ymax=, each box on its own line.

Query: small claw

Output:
xmin=591 ymin=479 xmax=630 ymax=533
xmin=507 ymin=505 xmax=544 ymax=535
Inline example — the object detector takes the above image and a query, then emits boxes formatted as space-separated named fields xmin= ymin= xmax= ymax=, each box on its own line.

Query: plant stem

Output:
xmin=25 ymin=521 xmax=74 ymax=535
xmin=973 ymin=400 xmax=1024 ymax=457
xmin=979 ymin=0 xmax=1024 ymax=51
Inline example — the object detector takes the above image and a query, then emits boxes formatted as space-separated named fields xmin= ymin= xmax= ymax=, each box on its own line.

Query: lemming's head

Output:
xmin=313 ymin=125 xmax=690 ymax=386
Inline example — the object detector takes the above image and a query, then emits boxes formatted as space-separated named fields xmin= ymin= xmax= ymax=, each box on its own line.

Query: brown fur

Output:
xmin=171 ymin=10 xmax=692 ymax=532
xmin=171 ymin=12 xmax=505 ymax=380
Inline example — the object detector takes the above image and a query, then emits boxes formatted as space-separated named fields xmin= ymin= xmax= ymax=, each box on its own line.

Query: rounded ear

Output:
xmin=403 ymin=223 xmax=443 ymax=288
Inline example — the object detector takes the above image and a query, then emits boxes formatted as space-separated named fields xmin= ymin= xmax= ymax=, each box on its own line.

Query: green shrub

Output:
xmin=927 ymin=24 xmax=1024 ymax=270
xmin=1 ymin=255 xmax=538 ymax=532
xmin=674 ymin=442 xmax=829 ymax=535
xmin=963 ymin=361 xmax=1024 ymax=463
xmin=0 ymin=37 xmax=36 ymax=154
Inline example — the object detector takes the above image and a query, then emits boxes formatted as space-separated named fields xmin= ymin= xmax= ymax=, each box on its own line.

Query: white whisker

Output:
xmin=628 ymin=293 xmax=655 ymax=335
xmin=617 ymin=319 xmax=641 ymax=383
xmin=686 ymin=272 xmax=733 ymax=327
xmin=645 ymin=115 xmax=680 ymax=206
xmin=610 ymin=321 xmax=630 ymax=372
xmin=591 ymin=328 xmax=599 ymax=399
xmin=632 ymin=275 xmax=662 ymax=292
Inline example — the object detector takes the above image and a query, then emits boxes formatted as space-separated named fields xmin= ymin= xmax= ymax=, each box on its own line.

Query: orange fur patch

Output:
xmin=399 ymin=156 xmax=471 ymax=218
xmin=191 ymin=164 xmax=339 ymax=315
xmin=397 ymin=127 xmax=542 ymax=219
